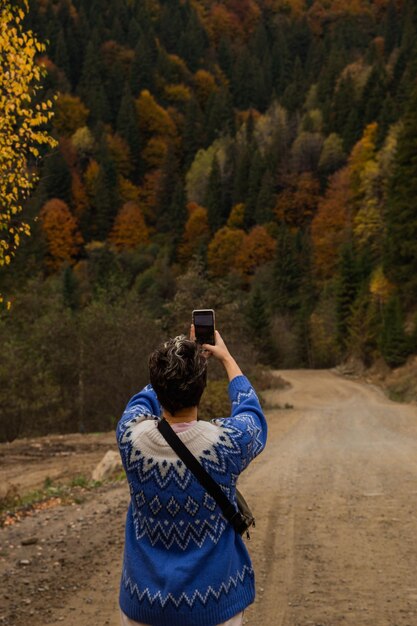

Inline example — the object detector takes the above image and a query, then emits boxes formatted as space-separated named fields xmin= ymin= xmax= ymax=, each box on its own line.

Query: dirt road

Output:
xmin=2 ymin=370 xmax=417 ymax=626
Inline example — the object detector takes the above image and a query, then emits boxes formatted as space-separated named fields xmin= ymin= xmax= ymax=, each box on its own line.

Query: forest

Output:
xmin=1 ymin=0 xmax=417 ymax=441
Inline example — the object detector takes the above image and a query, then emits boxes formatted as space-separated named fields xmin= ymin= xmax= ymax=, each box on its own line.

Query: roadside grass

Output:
xmin=0 ymin=472 xmax=125 ymax=527
xmin=264 ymin=401 xmax=294 ymax=410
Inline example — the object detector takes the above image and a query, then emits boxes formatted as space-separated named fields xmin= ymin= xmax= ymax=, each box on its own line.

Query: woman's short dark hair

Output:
xmin=148 ymin=335 xmax=207 ymax=415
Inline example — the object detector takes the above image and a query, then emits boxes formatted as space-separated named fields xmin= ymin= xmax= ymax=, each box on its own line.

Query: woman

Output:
xmin=117 ymin=329 xmax=267 ymax=626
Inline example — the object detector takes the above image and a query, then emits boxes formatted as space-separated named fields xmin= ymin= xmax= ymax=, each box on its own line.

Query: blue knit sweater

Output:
xmin=116 ymin=375 xmax=267 ymax=626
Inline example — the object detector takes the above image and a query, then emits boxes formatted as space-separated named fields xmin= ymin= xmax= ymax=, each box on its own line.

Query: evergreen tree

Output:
xmin=317 ymin=43 xmax=347 ymax=110
xmin=384 ymin=81 xmax=417 ymax=299
xmin=384 ymin=0 xmax=399 ymax=56
xmin=246 ymin=286 xmax=276 ymax=365
xmin=379 ymin=297 xmax=409 ymax=367
xmin=127 ymin=18 xmax=141 ymax=48
xmin=272 ymin=227 xmax=302 ymax=314
xmin=218 ymin=37 xmax=233 ymax=81
xmin=206 ymin=88 xmax=235 ymax=144
xmin=244 ymin=151 xmax=264 ymax=229
xmin=183 ymin=97 xmax=205 ymax=169
xmin=233 ymin=147 xmax=251 ymax=205
xmin=362 ymin=66 xmax=387 ymax=125
xmin=39 ymin=152 xmax=73 ymax=205
xmin=130 ymin=38 xmax=154 ymax=96
xmin=232 ymin=49 xmax=259 ymax=110
xmin=377 ymin=94 xmax=397 ymax=144
xmin=205 ymin=157 xmax=225 ymax=233
xmin=348 ymin=287 xmax=379 ymax=365
xmin=156 ymin=145 xmax=181 ymax=230
xmin=169 ymin=180 xmax=187 ymax=236
xmin=55 ymin=28 xmax=70 ymax=78
xmin=271 ymin=26 xmax=291 ymax=95
xmin=335 ymin=244 xmax=360 ymax=349
xmin=282 ymin=56 xmax=305 ymax=111
xmin=62 ymin=265 xmax=80 ymax=312
xmin=116 ymin=82 xmax=141 ymax=170
xmin=331 ymin=75 xmax=356 ymax=138
xmin=179 ymin=10 xmax=207 ymax=72
xmin=255 ymin=170 xmax=275 ymax=224
xmin=78 ymin=41 xmax=111 ymax=123
xmin=106 ymin=59 xmax=126 ymax=124
xmin=66 ymin=22 xmax=83 ymax=87
xmin=93 ymin=140 xmax=120 ymax=240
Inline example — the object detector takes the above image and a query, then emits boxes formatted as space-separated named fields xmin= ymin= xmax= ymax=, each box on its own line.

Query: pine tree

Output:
xmin=244 ymin=151 xmax=264 ymax=229
xmin=255 ymin=170 xmax=275 ymax=224
xmin=65 ymin=22 xmax=82 ymax=88
xmin=205 ymin=157 xmax=225 ymax=233
xmin=282 ymin=56 xmax=305 ymax=111
xmin=62 ymin=265 xmax=80 ymax=311
xmin=246 ymin=286 xmax=276 ymax=365
xmin=130 ymin=38 xmax=154 ymax=96
xmin=384 ymin=0 xmax=399 ymax=56
xmin=331 ymin=75 xmax=356 ymax=138
xmin=179 ymin=10 xmax=207 ymax=72
xmin=127 ymin=18 xmax=141 ymax=48
xmin=218 ymin=37 xmax=233 ymax=81
xmin=384 ymin=81 xmax=417 ymax=299
xmin=379 ymin=296 xmax=409 ymax=367
xmin=55 ymin=28 xmax=70 ymax=78
xmin=271 ymin=26 xmax=290 ymax=95
xmin=116 ymin=82 xmax=141 ymax=171
xmin=77 ymin=41 xmax=111 ymax=123
xmin=40 ymin=152 xmax=73 ymax=205
xmin=206 ymin=88 xmax=235 ymax=144
xmin=94 ymin=140 xmax=120 ymax=240
xmin=233 ymin=147 xmax=250 ymax=206
xmin=272 ymin=227 xmax=302 ymax=314
xmin=169 ymin=180 xmax=188 ymax=238
xmin=106 ymin=59 xmax=126 ymax=124
xmin=156 ymin=145 xmax=181 ymax=231
xmin=183 ymin=97 xmax=205 ymax=169
xmin=362 ymin=66 xmax=387 ymax=126
xmin=348 ymin=287 xmax=379 ymax=365
xmin=335 ymin=244 xmax=360 ymax=349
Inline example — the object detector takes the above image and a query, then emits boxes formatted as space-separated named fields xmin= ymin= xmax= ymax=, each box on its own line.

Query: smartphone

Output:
xmin=192 ymin=309 xmax=215 ymax=345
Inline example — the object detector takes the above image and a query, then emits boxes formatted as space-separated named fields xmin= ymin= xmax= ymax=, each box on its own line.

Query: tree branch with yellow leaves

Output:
xmin=0 ymin=0 xmax=57 ymax=305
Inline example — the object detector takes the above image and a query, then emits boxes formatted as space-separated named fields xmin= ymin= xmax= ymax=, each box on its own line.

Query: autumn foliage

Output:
xmin=109 ymin=202 xmax=149 ymax=251
xmin=207 ymin=227 xmax=246 ymax=277
xmin=311 ymin=168 xmax=352 ymax=280
xmin=40 ymin=199 xmax=83 ymax=271
xmin=0 ymin=0 xmax=56 ymax=297
xmin=235 ymin=226 xmax=275 ymax=279
xmin=178 ymin=203 xmax=210 ymax=262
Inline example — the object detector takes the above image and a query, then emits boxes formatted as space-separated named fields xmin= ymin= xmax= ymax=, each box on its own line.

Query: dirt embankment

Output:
xmin=2 ymin=370 xmax=417 ymax=626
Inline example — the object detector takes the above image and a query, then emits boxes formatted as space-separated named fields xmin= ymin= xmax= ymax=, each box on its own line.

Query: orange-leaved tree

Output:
xmin=274 ymin=173 xmax=320 ymax=228
xmin=311 ymin=168 xmax=352 ymax=280
xmin=0 ymin=0 xmax=57 ymax=301
xmin=178 ymin=203 xmax=210 ymax=263
xmin=234 ymin=226 xmax=275 ymax=279
xmin=207 ymin=226 xmax=246 ymax=277
xmin=40 ymin=199 xmax=83 ymax=271
xmin=109 ymin=201 xmax=149 ymax=251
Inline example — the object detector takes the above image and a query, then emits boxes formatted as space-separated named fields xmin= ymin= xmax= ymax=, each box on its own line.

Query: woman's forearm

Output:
xmin=222 ymin=355 xmax=243 ymax=382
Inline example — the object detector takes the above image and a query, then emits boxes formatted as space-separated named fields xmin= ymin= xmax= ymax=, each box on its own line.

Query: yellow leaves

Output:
xmin=370 ymin=267 xmax=394 ymax=304
xmin=0 ymin=0 xmax=56 ymax=278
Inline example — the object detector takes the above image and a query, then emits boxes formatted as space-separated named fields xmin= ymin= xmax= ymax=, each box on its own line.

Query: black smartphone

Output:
xmin=192 ymin=309 xmax=215 ymax=345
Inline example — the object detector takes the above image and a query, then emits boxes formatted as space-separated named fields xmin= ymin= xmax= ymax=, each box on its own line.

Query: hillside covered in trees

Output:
xmin=2 ymin=0 xmax=417 ymax=440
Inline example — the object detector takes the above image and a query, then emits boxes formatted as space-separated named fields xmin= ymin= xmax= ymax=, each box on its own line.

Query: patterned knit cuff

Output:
xmin=228 ymin=375 xmax=250 ymax=401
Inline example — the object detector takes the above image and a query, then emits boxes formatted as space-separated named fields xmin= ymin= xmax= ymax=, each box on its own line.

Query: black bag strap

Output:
xmin=157 ymin=418 xmax=247 ymax=535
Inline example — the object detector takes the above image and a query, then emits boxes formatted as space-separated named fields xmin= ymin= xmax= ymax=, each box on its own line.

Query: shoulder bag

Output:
xmin=157 ymin=418 xmax=255 ymax=538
